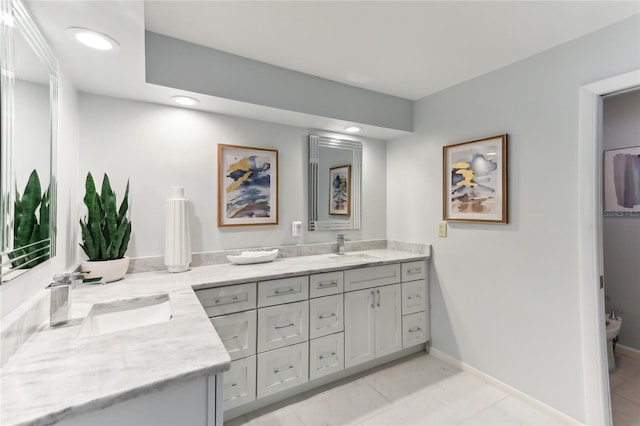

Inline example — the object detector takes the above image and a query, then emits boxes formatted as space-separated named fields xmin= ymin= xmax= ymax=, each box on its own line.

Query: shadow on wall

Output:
xmin=429 ymin=251 xmax=461 ymax=360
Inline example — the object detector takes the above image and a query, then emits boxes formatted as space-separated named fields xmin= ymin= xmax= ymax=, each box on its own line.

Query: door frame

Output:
xmin=578 ymin=69 xmax=640 ymax=425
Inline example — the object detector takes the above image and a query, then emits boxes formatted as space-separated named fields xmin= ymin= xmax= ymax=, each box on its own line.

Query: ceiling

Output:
xmin=26 ymin=1 xmax=639 ymax=139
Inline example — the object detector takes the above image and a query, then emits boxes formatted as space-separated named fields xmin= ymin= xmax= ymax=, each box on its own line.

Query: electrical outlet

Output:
xmin=438 ymin=222 xmax=447 ymax=238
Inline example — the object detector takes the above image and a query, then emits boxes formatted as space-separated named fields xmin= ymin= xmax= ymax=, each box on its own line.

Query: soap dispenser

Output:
xmin=164 ymin=186 xmax=192 ymax=272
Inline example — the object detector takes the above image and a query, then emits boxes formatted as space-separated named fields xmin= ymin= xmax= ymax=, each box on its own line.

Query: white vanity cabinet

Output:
xmin=344 ymin=283 xmax=402 ymax=367
xmin=400 ymin=260 xmax=429 ymax=348
xmin=198 ymin=256 xmax=429 ymax=418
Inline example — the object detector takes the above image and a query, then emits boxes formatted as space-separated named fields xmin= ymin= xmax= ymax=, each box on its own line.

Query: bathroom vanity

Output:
xmin=0 ymin=248 xmax=429 ymax=425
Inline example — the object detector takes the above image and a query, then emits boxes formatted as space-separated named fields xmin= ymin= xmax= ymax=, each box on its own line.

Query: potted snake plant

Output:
xmin=79 ymin=172 xmax=132 ymax=282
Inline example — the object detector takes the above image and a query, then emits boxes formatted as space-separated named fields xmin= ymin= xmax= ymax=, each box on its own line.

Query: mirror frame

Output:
xmin=1 ymin=0 xmax=58 ymax=281
xmin=308 ymin=134 xmax=362 ymax=231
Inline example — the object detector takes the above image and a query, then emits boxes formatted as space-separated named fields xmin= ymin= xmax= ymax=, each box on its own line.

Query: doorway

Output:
xmin=578 ymin=70 xmax=640 ymax=425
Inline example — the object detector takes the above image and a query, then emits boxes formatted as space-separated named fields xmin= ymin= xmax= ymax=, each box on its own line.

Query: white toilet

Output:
xmin=605 ymin=313 xmax=623 ymax=372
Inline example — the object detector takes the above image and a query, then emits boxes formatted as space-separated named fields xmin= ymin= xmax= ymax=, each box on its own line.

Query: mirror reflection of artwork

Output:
xmin=329 ymin=165 xmax=351 ymax=216
xmin=218 ymin=144 xmax=278 ymax=227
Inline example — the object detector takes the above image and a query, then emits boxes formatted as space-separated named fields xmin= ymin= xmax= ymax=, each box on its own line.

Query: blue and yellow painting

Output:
xmin=450 ymin=148 xmax=498 ymax=214
xmin=225 ymin=154 xmax=272 ymax=219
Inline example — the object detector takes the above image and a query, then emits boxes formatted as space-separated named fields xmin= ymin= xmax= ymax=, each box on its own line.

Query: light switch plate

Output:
xmin=291 ymin=221 xmax=303 ymax=237
xmin=438 ymin=222 xmax=447 ymax=238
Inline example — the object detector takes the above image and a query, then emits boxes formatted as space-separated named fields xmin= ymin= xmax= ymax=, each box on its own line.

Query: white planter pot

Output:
xmin=80 ymin=257 xmax=130 ymax=283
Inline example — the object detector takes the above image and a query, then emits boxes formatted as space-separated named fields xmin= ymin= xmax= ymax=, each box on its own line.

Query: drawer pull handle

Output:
xmin=317 ymin=280 xmax=338 ymax=288
xmin=213 ymin=294 xmax=246 ymax=306
xmin=318 ymin=312 xmax=337 ymax=319
xmin=274 ymin=365 xmax=294 ymax=374
xmin=222 ymin=335 xmax=239 ymax=342
xmin=407 ymin=267 xmax=421 ymax=274
xmin=407 ymin=295 xmax=421 ymax=300
xmin=376 ymin=289 xmax=380 ymax=307
xmin=408 ymin=327 xmax=422 ymax=333
xmin=274 ymin=322 xmax=295 ymax=329
xmin=224 ymin=383 xmax=238 ymax=391
xmin=319 ymin=352 xmax=336 ymax=360
xmin=272 ymin=288 xmax=297 ymax=296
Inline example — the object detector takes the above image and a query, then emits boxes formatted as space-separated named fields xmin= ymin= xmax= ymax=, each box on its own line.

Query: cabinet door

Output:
xmin=223 ymin=356 xmax=256 ymax=411
xmin=401 ymin=280 xmax=427 ymax=315
xmin=257 ymin=342 xmax=309 ymax=398
xmin=344 ymin=289 xmax=375 ymax=368
xmin=374 ymin=284 xmax=402 ymax=358
xmin=309 ymin=294 xmax=344 ymax=339
xmin=211 ymin=310 xmax=257 ymax=361
xmin=257 ymin=301 xmax=309 ymax=353
xmin=309 ymin=333 xmax=344 ymax=380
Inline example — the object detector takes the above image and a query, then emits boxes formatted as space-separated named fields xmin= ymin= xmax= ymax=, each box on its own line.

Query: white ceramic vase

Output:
xmin=164 ymin=186 xmax=192 ymax=273
xmin=80 ymin=256 xmax=130 ymax=283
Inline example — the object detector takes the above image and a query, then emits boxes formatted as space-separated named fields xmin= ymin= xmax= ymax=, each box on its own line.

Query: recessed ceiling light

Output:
xmin=344 ymin=126 xmax=361 ymax=133
xmin=171 ymin=96 xmax=200 ymax=106
xmin=65 ymin=27 xmax=120 ymax=52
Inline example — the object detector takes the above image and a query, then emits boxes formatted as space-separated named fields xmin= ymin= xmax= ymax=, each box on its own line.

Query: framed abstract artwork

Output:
xmin=603 ymin=146 xmax=640 ymax=217
xmin=443 ymin=134 xmax=508 ymax=223
xmin=218 ymin=144 xmax=278 ymax=227
xmin=329 ymin=165 xmax=351 ymax=216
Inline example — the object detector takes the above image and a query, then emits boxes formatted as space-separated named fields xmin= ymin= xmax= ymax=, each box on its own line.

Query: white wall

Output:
xmin=386 ymin=15 xmax=639 ymax=421
xmin=78 ymin=94 xmax=387 ymax=258
xmin=603 ymin=89 xmax=640 ymax=350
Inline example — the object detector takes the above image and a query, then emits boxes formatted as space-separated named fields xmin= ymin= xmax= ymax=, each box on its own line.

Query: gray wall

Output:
xmin=386 ymin=15 xmax=639 ymax=421
xmin=603 ymin=89 xmax=640 ymax=351
xmin=78 ymin=94 xmax=387 ymax=258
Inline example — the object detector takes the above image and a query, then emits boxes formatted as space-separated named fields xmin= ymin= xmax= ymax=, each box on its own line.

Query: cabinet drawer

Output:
xmin=401 ymin=260 xmax=426 ymax=282
xmin=309 ymin=271 xmax=344 ymax=298
xmin=258 ymin=276 xmax=309 ymax=307
xmin=309 ymin=333 xmax=344 ymax=380
xmin=402 ymin=312 xmax=428 ymax=348
xmin=401 ymin=280 xmax=427 ymax=315
xmin=196 ymin=283 xmax=256 ymax=317
xmin=211 ymin=310 xmax=257 ymax=360
xmin=223 ymin=356 xmax=256 ymax=410
xmin=257 ymin=342 xmax=308 ymax=398
xmin=309 ymin=294 xmax=344 ymax=339
xmin=258 ymin=301 xmax=309 ymax=353
xmin=344 ymin=264 xmax=400 ymax=292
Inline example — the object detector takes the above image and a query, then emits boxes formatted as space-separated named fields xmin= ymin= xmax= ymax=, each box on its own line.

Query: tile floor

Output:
xmin=610 ymin=353 xmax=640 ymax=426
xmin=224 ymin=352 xmax=568 ymax=426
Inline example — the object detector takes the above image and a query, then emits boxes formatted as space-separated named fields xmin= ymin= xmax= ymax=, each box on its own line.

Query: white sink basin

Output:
xmin=77 ymin=293 xmax=173 ymax=338
xmin=605 ymin=315 xmax=622 ymax=341
xmin=328 ymin=253 xmax=378 ymax=261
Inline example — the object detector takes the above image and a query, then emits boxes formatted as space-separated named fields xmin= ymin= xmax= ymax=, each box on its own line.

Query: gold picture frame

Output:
xmin=443 ymin=134 xmax=508 ymax=223
xmin=218 ymin=144 xmax=278 ymax=227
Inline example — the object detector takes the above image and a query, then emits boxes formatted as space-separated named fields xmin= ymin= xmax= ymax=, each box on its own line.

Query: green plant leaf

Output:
xmin=118 ymin=221 xmax=132 ymax=259
xmin=101 ymin=174 xmax=117 ymax=246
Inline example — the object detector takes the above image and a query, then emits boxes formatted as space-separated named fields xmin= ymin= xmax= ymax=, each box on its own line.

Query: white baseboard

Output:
xmin=429 ymin=347 xmax=582 ymax=425
xmin=617 ymin=344 xmax=640 ymax=361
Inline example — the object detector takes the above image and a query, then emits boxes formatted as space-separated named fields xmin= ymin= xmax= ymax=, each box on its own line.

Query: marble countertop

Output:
xmin=0 ymin=248 xmax=428 ymax=426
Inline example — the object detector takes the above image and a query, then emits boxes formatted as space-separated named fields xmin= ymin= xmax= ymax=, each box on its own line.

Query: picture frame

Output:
xmin=218 ymin=144 xmax=278 ymax=227
xmin=329 ymin=164 xmax=351 ymax=216
xmin=443 ymin=134 xmax=508 ymax=223
xmin=603 ymin=146 xmax=640 ymax=217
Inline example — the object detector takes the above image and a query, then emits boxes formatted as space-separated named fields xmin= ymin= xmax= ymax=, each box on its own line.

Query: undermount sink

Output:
xmin=328 ymin=253 xmax=378 ymax=261
xmin=77 ymin=293 xmax=173 ymax=338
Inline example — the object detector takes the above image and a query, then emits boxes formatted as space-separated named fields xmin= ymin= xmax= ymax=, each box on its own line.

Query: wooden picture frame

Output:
xmin=218 ymin=144 xmax=278 ymax=227
xmin=329 ymin=164 xmax=351 ymax=216
xmin=443 ymin=134 xmax=508 ymax=223
xmin=603 ymin=146 xmax=640 ymax=217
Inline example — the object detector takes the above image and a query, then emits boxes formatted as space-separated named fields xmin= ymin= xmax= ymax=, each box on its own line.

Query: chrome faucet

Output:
xmin=48 ymin=272 xmax=86 ymax=326
xmin=337 ymin=234 xmax=349 ymax=255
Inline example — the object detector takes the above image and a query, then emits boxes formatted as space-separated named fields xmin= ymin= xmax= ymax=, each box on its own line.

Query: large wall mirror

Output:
xmin=308 ymin=134 xmax=362 ymax=231
xmin=1 ymin=0 xmax=58 ymax=283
